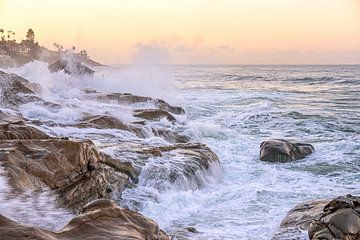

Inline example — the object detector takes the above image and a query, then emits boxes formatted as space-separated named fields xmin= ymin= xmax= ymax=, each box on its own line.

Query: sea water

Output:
xmin=1 ymin=63 xmax=360 ymax=239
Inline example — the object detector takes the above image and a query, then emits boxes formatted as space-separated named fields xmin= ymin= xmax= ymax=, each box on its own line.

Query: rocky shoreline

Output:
xmin=0 ymin=69 xmax=220 ymax=239
xmin=0 ymin=68 xmax=359 ymax=239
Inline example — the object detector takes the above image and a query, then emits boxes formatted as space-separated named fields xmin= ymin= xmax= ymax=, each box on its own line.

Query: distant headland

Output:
xmin=0 ymin=28 xmax=103 ymax=67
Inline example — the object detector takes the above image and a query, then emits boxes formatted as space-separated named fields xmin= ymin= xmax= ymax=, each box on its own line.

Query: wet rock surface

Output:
xmin=308 ymin=195 xmax=360 ymax=240
xmin=0 ymin=70 xmax=218 ymax=239
xmin=48 ymin=59 xmax=95 ymax=76
xmin=260 ymin=139 xmax=315 ymax=162
xmin=274 ymin=195 xmax=360 ymax=240
xmin=0 ymin=138 xmax=132 ymax=209
xmin=0 ymin=199 xmax=170 ymax=240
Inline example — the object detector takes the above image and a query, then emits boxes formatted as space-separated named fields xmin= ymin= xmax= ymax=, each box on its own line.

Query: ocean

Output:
xmin=1 ymin=63 xmax=360 ymax=239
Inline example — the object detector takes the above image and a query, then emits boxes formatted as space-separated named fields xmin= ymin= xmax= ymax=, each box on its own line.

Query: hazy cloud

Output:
xmin=132 ymin=41 xmax=170 ymax=65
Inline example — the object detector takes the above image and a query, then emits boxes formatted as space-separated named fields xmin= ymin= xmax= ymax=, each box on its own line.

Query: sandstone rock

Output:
xmin=0 ymin=121 xmax=51 ymax=140
xmin=308 ymin=194 xmax=360 ymax=240
xmin=134 ymin=109 xmax=176 ymax=122
xmin=0 ymin=139 xmax=135 ymax=210
xmin=75 ymin=115 xmax=131 ymax=132
xmin=273 ymin=200 xmax=327 ymax=239
xmin=48 ymin=59 xmax=95 ymax=76
xmin=93 ymin=92 xmax=185 ymax=115
xmin=107 ymin=142 xmax=221 ymax=191
xmin=260 ymin=139 xmax=315 ymax=162
xmin=0 ymin=199 xmax=170 ymax=240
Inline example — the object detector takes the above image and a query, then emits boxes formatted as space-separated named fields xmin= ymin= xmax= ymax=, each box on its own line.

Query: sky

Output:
xmin=0 ymin=0 xmax=359 ymax=64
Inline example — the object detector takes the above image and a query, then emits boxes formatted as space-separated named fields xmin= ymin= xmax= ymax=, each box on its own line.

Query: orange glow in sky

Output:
xmin=0 ymin=0 xmax=359 ymax=64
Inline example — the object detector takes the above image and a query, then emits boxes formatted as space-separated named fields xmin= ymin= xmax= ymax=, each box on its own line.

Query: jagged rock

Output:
xmin=0 ymin=121 xmax=51 ymax=139
xmin=0 ymin=199 xmax=170 ymax=240
xmin=134 ymin=109 xmax=176 ymax=122
xmin=260 ymin=139 xmax=315 ymax=162
xmin=0 ymin=138 xmax=135 ymax=210
xmin=273 ymin=200 xmax=327 ymax=239
xmin=48 ymin=59 xmax=95 ymax=76
xmin=0 ymin=110 xmax=24 ymax=124
xmin=0 ymin=71 xmax=43 ymax=106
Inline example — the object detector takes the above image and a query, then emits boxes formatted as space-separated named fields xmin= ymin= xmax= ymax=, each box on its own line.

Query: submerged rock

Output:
xmin=75 ymin=115 xmax=132 ymax=132
xmin=0 ymin=199 xmax=170 ymax=240
xmin=108 ymin=142 xmax=221 ymax=191
xmin=48 ymin=59 xmax=95 ymax=76
xmin=260 ymin=139 xmax=315 ymax=162
xmin=134 ymin=109 xmax=177 ymax=122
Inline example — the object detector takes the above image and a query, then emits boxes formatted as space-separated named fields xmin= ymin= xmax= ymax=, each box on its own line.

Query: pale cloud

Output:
xmin=132 ymin=42 xmax=170 ymax=65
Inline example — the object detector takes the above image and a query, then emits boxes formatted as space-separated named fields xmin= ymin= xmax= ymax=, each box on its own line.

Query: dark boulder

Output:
xmin=260 ymin=139 xmax=315 ymax=162
xmin=48 ymin=60 xmax=95 ymax=76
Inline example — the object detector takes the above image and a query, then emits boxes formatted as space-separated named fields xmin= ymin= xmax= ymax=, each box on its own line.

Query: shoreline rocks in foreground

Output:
xmin=0 ymin=199 xmax=170 ymax=240
xmin=274 ymin=194 xmax=360 ymax=240
xmin=260 ymin=139 xmax=315 ymax=163
xmin=0 ymin=70 xmax=221 ymax=239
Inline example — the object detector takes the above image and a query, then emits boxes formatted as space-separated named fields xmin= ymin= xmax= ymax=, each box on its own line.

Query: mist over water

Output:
xmin=0 ymin=63 xmax=360 ymax=239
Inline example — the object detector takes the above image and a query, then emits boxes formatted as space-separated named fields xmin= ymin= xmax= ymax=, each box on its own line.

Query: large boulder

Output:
xmin=0 ymin=199 xmax=170 ymax=240
xmin=0 ymin=138 xmax=135 ymax=210
xmin=48 ymin=59 xmax=95 ymax=76
xmin=260 ymin=139 xmax=315 ymax=163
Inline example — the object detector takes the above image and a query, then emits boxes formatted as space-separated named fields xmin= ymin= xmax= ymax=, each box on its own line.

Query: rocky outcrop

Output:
xmin=48 ymin=59 xmax=95 ymax=76
xmin=0 ymin=71 xmax=43 ymax=106
xmin=92 ymin=92 xmax=185 ymax=115
xmin=0 ymin=199 xmax=170 ymax=240
xmin=107 ymin=142 xmax=220 ymax=191
xmin=308 ymin=195 xmax=360 ymax=240
xmin=273 ymin=200 xmax=327 ymax=239
xmin=75 ymin=115 xmax=132 ymax=132
xmin=0 ymin=138 xmax=135 ymax=210
xmin=0 ymin=121 xmax=51 ymax=139
xmin=260 ymin=139 xmax=315 ymax=162
xmin=274 ymin=195 xmax=360 ymax=240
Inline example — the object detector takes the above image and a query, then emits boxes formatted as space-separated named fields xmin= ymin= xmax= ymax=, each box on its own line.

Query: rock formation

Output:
xmin=260 ymin=139 xmax=315 ymax=162
xmin=48 ymin=59 xmax=95 ymax=76
xmin=274 ymin=195 xmax=360 ymax=240
xmin=0 ymin=199 xmax=170 ymax=240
